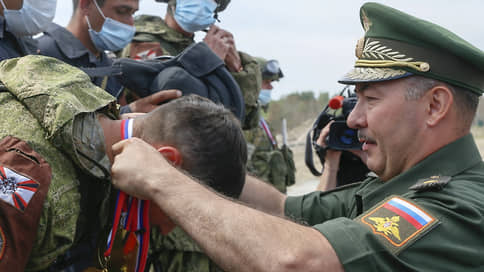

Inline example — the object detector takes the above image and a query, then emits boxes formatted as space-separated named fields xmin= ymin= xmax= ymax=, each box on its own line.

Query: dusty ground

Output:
xmin=284 ymin=124 xmax=484 ymax=196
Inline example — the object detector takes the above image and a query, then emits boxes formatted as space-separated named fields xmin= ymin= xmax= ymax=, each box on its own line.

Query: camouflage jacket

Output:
xmin=150 ymin=226 xmax=224 ymax=272
xmin=0 ymin=55 xmax=117 ymax=271
xmin=244 ymin=115 xmax=296 ymax=193
xmin=126 ymin=15 xmax=262 ymax=129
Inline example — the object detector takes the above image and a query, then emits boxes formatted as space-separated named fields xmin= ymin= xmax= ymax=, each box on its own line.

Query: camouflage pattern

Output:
xmin=0 ymin=55 xmax=118 ymax=270
xmin=244 ymin=117 xmax=296 ymax=193
xmin=150 ymin=227 xmax=224 ymax=272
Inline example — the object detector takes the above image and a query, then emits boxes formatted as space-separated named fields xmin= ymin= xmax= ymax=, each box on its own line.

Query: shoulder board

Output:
xmin=409 ymin=176 xmax=451 ymax=192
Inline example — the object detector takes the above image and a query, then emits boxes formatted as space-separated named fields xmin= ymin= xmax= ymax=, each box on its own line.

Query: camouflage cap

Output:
xmin=255 ymin=57 xmax=284 ymax=82
xmin=339 ymin=2 xmax=484 ymax=95
xmin=155 ymin=0 xmax=230 ymax=12
xmin=132 ymin=15 xmax=165 ymax=42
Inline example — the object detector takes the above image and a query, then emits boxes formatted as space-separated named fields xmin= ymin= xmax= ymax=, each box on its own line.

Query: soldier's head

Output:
xmin=136 ymin=94 xmax=247 ymax=198
xmin=156 ymin=0 xmax=230 ymax=33
xmin=0 ymin=0 xmax=57 ymax=36
xmin=72 ymin=0 xmax=139 ymax=53
xmin=255 ymin=57 xmax=284 ymax=107
xmin=340 ymin=2 xmax=484 ymax=181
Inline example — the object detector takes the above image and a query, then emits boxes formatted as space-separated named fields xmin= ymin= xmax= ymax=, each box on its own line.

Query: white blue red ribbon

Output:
xmin=259 ymin=117 xmax=277 ymax=147
xmin=105 ymin=119 xmax=150 ymax=272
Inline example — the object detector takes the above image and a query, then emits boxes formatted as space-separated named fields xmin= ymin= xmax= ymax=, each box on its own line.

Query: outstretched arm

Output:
xmin=110 ymin=138 xmax=344 ymax=272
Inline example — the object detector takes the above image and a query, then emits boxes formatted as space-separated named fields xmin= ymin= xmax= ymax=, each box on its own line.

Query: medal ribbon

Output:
xmin=259 ymin=117 xmax=277 ymax=147
xmin=104 ymin=119 xmax=150 ymax=272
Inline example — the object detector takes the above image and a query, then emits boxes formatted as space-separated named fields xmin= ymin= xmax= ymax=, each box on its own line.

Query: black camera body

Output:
xmin=326 ymin=95 xmax=362 ymax=150
xmin=305 ymin=86 xmax=369 ymax=185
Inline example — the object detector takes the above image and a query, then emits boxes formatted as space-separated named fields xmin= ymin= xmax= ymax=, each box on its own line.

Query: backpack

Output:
xmin=81 ymin=42 xmax=245 ymax=121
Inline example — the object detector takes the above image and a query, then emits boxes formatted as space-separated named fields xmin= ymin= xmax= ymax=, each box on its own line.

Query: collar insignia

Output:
xmin=409 ymin=176 xmax=451 ymax=192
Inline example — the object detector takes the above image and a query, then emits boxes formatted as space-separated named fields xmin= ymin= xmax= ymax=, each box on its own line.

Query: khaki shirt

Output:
xmin=285 ymin=134 xmax=484 ymax=271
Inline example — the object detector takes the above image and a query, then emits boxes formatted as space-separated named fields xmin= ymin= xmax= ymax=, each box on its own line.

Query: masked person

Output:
xmin=37 ymin=0 xmax=168 ymax=114
xmin=119 ymin=0 xmax=262 ymax=129
xmin=0 ymin=0 xmax=56 ymax=60
xmin=0 ymin=54 xmax=246 ymax=271
xmin=110 ymin=3 xmax=484 ymax=271
xmin=244 ymin=57 xmax=296 ymax=193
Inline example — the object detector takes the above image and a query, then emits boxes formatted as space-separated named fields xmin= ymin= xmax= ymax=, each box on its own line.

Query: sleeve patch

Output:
xmin=0 ymin=166 xmax=39 ymax=212
xmin=356 ymin=196 xmax=439 ymax=255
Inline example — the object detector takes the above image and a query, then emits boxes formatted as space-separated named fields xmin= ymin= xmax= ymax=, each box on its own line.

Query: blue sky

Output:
xmin=54 ymin=0 xmax=484 ymax=100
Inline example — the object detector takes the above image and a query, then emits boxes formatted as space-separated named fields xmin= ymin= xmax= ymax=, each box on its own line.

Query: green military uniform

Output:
xmin=286 ymin=134 xmax=484 ymax=270
xmin=244 ymin=119 xmax=295 ymax=193
xmin=244 ymin=57 xmax=295 ymax=193
xmin=285 ymin=2 xmax=484 ymax=271
xmin=0 ymin=55 xmax=117 ymax=270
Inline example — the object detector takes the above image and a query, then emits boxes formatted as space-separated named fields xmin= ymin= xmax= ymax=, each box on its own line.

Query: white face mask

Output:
xmin=0 ymin=0 xmax=57 ymax=36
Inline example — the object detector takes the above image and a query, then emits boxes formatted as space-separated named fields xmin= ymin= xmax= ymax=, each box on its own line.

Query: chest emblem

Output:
xmin=357 ymin=196 xmax=439 ymax=254
xmin=0 ymin=166 xmax=39 ymax=212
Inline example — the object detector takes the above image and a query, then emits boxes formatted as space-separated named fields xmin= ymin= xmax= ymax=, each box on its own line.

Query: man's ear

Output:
xmin=425 ymin=85 xmax=453 ymax=127
xmin=157 ymin=146 xmax=182 ymax=166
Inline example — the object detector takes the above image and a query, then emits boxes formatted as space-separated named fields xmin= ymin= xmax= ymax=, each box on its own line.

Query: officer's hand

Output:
xmin=128 ymin=89 xmax=182 ymax=113
xmin=203 ymin=25 xmax=230 ymax=62
xmin=111 ymin=137 xmax=174 ymax=200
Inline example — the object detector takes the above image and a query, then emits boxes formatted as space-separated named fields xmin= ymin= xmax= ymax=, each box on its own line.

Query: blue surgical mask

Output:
xmin=86 ymin=0 xmax=135 ymax=52
xmin=0 ymin=0 xmax=57 ymax=36
xmin=258 ymin=89 xmax=272 ymax=106
xmin=174 ymin=0 xmax=217 ymax=33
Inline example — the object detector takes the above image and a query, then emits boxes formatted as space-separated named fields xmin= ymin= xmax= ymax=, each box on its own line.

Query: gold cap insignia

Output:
xmin=355 ymin=37 xmax=365 ymax=59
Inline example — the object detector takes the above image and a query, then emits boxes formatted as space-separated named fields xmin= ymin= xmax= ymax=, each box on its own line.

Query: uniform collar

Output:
xmin=43 ymin=22 xmax=104 ymax=63
xmin=356 ymin=134 xmax=481 ymax=210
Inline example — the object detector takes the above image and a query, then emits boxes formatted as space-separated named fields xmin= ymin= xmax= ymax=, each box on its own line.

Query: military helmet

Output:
xmin=255 ymin=57 xmax=284 ymax=82
xmin=155 ymin=0 xmax=231 ymax=12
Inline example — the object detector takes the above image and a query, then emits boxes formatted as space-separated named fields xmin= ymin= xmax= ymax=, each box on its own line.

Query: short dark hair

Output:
xmin=140 ymin=95 xmax=247 ymax=198
xmin=405 ymin=75 xmax=479 ymax=129
xmin=72 ymin=0 xmax=105 ymax=11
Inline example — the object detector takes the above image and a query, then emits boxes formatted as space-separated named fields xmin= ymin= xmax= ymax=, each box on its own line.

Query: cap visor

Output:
xmin=338 ymin=67 xmax=413 ymax=84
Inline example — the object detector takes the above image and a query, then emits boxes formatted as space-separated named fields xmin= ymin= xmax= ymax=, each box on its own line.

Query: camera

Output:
xmin=305 ymin=86 xmax=369 ymax=183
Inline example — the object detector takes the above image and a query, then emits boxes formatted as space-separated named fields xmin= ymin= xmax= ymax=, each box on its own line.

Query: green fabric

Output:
xmin=0 ymin=55 xmax=117 ymax=270
xmin=340 ymin=2 xmax=484 ymax=95
xmin=133 ymin=15 xmax=194 ymax=57
xmin=244 ymin=116 xmax=296 ymax=193
xmin=285 ymin=134 xmax=484 ymax=271
xmin=150 ymin=227 xmax=224 ymax=272
xmin=232 ymin=51 xmax=262 ymax=130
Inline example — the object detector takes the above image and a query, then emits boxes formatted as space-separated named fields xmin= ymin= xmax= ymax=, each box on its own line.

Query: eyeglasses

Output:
xmin=262 ymin=60 xmax=284 ymax=79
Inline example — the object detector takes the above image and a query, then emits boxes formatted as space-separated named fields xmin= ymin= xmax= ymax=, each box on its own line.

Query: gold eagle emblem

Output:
xmin=369 ymin=216 xmax=401 ymax=241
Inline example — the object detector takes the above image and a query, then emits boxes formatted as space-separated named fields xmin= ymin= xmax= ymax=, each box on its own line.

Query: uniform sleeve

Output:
xmin=284 ymin=184 xmax=360 ymax=225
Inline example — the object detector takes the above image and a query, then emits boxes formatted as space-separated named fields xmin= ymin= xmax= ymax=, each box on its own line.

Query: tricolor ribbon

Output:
xmin=259 ymin=117 xmax=277 ymax=147
xmin=104 ymin=119 xmax=150 ymax=272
